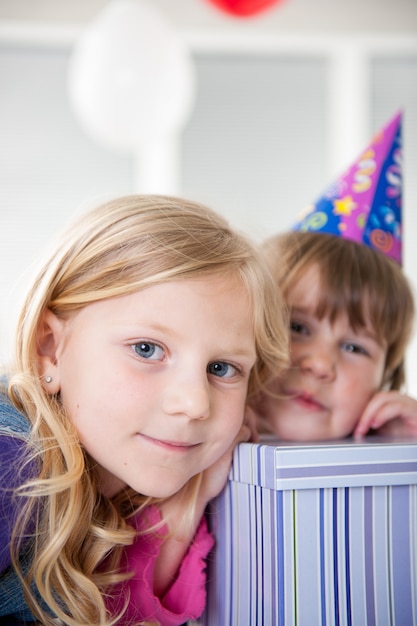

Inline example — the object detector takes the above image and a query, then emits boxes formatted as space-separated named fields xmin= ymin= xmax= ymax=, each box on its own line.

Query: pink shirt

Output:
xmin=107 ymin=505 xmax=215 ymax=625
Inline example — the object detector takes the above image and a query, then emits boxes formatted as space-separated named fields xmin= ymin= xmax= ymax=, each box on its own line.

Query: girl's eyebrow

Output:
xmin=353 ymin=327 xmax=381 ymax=343
xmin=290 ymin=305 xmax=314 ymax=315
xmin=226 ymin=347 xmax=257 ymax=362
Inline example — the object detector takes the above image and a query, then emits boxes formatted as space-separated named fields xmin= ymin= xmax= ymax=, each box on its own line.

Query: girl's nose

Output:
xmin=295 ymin=348 xmax=336 ymax=382
xmin=162 ymin=373 xmax=211 ymax=420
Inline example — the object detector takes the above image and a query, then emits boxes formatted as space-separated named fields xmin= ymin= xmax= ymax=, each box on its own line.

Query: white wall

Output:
xmin=0 ymin=0 xmax=417 ymax=393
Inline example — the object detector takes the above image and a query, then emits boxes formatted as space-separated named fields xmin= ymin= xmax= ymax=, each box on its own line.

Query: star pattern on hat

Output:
xmin=333 ymin=196 xmax=357 ymax=216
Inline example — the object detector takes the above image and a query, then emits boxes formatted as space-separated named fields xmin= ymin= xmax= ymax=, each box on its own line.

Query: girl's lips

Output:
xmin=138 ymin=433 xmax=199 ymax=451
xmin=287 ymin=389 xmax=326 ymax=411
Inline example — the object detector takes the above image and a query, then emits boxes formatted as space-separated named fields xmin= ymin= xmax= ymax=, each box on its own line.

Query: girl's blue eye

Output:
xmin=208 ymin=361 xmax=236 ymax=378
xmin=133 ymin=342 xmax=164 ymax=360
xmin=342 ymin=343 xmax=368 ymax=356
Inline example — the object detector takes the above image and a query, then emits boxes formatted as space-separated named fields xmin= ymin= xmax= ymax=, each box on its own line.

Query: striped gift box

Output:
xmin=201 ymin=436 xmax=417 ymax=626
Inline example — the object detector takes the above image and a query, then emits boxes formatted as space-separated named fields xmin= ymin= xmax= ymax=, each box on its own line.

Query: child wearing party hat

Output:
xmin=251 ymin=112 xmax=417 ymax=441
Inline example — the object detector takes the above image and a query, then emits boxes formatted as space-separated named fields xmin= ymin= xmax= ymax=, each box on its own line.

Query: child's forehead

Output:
xmin=288 ymin=264 xmax=378 ymax=330
xmin=287 ymin=263 xmax=321 ymax=302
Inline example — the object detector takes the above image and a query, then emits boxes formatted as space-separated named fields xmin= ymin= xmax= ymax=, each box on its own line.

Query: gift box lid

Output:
xmin=231 ymin=435 xmax=417 ymax=490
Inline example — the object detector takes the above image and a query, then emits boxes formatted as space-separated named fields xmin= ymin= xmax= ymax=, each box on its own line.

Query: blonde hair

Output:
xmin=6 ymin=195 xmax=288 ymax=625
xmin=264 ymin=230 xmax=415 ymax=390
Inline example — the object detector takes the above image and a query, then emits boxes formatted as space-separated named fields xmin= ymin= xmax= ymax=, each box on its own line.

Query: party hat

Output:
xmin=293 ymin=112 xmax=402 ymax=264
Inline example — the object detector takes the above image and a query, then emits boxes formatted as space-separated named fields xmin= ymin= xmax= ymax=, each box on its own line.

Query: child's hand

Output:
xmin=155 ymin=424 xmax=250 ymax=595
xmin=354 ymin=390 xmax=417 ymax=438
xmin=244 ymin=405 xmax=260 ymax=442
xmin=245 ymin=399 xmax=278 ymax=439
xmin=160 ymin=422 xmax=250 ymax=540
xmin=199 ymin=422 xmax=251 ymax=504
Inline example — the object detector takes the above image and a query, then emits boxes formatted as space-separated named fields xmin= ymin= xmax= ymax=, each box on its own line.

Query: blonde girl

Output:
xmin=0 ymin=195 xmax=288 ymax=625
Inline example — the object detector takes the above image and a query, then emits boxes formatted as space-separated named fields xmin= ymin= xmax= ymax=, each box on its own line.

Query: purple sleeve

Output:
xmin=0 ymin=435 xmax=33 ymax=573
xmin=106 ymin=505 xmax=215 ymax=626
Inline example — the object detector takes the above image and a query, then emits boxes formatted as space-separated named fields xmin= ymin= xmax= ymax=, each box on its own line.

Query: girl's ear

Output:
xmin=37 ymin=309 xmax=65 ymax=394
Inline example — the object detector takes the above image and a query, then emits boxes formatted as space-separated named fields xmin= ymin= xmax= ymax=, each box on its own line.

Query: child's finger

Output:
xmin=354 ymin=391 xmax=417 ymax=437
xmin=354 ymin=392 xmax=394 ymax=437
xmin=243 ymin=405 xmax=259 ymax=442
xmin=235 ymin=423 xmax=251 ymax=445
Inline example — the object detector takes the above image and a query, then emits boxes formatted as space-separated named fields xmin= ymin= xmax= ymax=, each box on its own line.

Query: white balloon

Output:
xmin=67 ymin=0 xmax=196 ymax=151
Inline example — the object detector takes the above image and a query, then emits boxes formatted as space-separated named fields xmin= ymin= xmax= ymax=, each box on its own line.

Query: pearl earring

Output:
xmin=44 ymin=376 xmax=52 ymax=383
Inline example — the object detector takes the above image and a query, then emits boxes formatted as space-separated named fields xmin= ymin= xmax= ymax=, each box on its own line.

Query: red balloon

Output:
xmin=206 ymin=0 xmax=284 ymax=17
